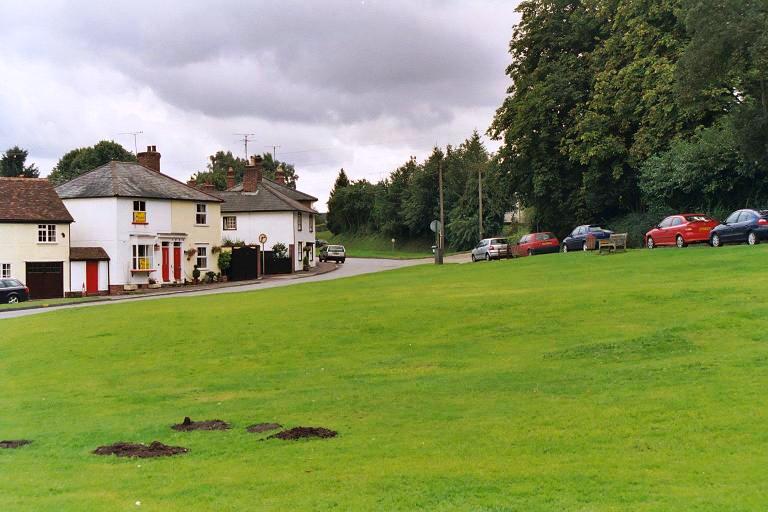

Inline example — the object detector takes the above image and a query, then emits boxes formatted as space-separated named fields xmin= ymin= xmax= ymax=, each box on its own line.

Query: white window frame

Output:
xmin=196 ymin=245 xmax=209 ymax=270
xmin=309 ymin=214 xmax=314 ymax=233
xmin=133 ymin=200 xmax=147 ymax=224
xmin=297 ymin=212 xmax=303 ymax=231
xmin=196 ymin=203 xmax=208 ymax=225
xmin=38 ymin=224 xmax=56 ymax=243
xmin=131 ymin=244 xmax=153 ymax=270
xmin=222 ymin=216 xmax=237 ymax=230
xmin=1 ymin=263 xmax=10 ymax=279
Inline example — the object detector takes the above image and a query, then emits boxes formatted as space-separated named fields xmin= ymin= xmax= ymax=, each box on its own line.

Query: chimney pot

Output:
xmin=225 ymin=166 xmax=236 ymax=190
xmin=243 ymin=155 xmax=263 ymax=192
xmin=275 ymin=164 xmax=286 ymax=185
xmin=137 ymin=145 xmax=161 ymax=172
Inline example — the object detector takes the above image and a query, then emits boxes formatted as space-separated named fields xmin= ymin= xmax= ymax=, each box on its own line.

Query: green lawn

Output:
xmin=317 ymin=230 xmax=434 ymax=259
xmin=3 ymin=245 xmax=768 ymax=510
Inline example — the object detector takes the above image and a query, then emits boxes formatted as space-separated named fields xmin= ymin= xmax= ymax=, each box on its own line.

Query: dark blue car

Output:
xmin=710 ymin=209 xmax=768 ymax=247
xmin=562 ymin=225 xmax=613 ymax=252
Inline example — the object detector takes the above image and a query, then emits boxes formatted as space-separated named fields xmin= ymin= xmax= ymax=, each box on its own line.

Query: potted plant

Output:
xmin=217 ymin=251 xmax=231 ymax=281
xmin=205 ymin=271 xmax=216 ymax=283
xmin=147 ymin=277 xmax=161 ymax=289
xmin=192 ymin=265 xmax=201 ymax=284
xmin=185 ymin=248 xmax=197 ymax=261
xmin=302 ymin=253 xmax=310 ymax=271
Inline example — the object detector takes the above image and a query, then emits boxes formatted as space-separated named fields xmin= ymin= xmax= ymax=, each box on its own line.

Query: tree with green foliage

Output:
xmin=0 ymin=146 xmax=39 ymax=177
xmin=48 ymin=141 xmax=135 ymax=184
xmin=191 ymin=151 xmax=298 ymax=190
xmin=326 ymin=169 xmax=351 ymax=233
xmin=489 ymin=0 xmax=605 ymax=235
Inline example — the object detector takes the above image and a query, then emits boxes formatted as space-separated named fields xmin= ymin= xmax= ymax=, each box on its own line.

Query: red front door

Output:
xmin=173 ymin=246 xmax=182 ymax=280
xmin=86 ymin=261 xmax=99 ymax=294
xmin=162 ymin=246 xmax=170 ymax=282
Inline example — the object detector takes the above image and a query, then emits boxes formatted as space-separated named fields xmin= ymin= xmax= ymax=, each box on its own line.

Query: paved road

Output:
xmin=0 ymin=257 xmax=434 ymax=320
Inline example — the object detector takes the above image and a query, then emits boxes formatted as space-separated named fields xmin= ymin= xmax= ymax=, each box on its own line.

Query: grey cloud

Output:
xmin=2 ymin=0 xmax=514 ymax=127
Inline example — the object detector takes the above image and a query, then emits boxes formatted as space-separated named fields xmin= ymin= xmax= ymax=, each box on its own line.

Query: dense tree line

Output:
xmin=327 ymin=132 xmax=512 ymax=250
xmin=490 ymin=0 xmax=768 ymax=242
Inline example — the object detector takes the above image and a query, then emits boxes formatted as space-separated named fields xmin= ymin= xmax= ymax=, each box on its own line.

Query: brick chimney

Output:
xmin=275 ymin=164 xmax=286 ymax=185
xmin=201 ymin=182 xmax=215 ymax=192
xmin=242 ymin=155 xmax=263 ymax=192
xmin=226 ymin=166 xmax=235 ymax=190
xmin=137 ymin=145 xmax=161 ymax=172
xmin=187 ymin=178 xmax=197 ymax=187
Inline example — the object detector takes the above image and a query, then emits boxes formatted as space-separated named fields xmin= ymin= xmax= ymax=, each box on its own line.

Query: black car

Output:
xmin=0 ymin=279 xmax=30 ymax=304
xmin=562 ymin=225 xmax=613 ymax=252
xmin=710 ymin=209 xmax=768 ymax=247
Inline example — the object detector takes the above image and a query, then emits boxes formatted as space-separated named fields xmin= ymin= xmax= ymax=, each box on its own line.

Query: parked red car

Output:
xmin=645 ymin=214 xmax=719 ymax=248
xmin=513 ymin=232 xmax=560 ymax=257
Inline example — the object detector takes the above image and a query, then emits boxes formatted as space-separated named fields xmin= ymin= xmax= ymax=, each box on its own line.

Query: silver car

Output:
xmin=320 ymin=244 xmax=346 ymax=263
xmin=471 ymin=238 xmax=509 ymax=262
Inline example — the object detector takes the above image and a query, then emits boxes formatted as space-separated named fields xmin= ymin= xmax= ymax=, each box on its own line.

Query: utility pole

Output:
xmin=235 ymin=133 xmax=256 ymax=160
xmin=266 ymin=145 xmax=280 ymax=160
xmin=437 ymin=156 xmax=445 ymax=265
xmin=119 ymin=131 xmax=143 ymax=154
xmin=478 ymin=165 xmax=483 ymax=240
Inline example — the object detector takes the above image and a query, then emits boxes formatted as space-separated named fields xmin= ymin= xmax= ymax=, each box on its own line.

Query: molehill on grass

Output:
xmin=93 ymin=441 xmax=187 ymax=458
xmin=246 ymin=422 xmax=282 ymax=433
xmin=0 ymin=440 xmax=31 ymax=449
xmin=268 ymin=427 xmax=337 ymax=440
xmin=172 ymin=416 xmax=230 ymax=431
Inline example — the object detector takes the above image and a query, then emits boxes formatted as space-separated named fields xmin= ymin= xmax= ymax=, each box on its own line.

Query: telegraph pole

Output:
xmin=478 ymin=165 xmax=483 ymax=240
xmin=266 ymin=145 xmax=280 ymax=160
xmin=437 ymin=156 xmax=445 ymax=265
xmin=235 ymin=133 xmax=256 ymax=160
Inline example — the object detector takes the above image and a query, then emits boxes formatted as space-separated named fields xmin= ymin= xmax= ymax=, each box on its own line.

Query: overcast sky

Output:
xmin=0 ymin=0 xmax=519 ymax=209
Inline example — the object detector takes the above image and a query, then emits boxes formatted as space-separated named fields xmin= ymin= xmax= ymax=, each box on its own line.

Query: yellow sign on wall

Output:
xmin=133 ymin=211 xmax=147 ymax=224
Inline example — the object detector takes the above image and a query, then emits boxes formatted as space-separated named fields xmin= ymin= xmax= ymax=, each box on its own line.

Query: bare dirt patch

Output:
xmin=246 ymin=422 xmax=282 ymax=433
xmin=0 ymin=440 xmax=31 ymax=449
xmin=172 ymin=416 xmax=230 ymax=431
xmin=268 ymin=427 xmax=337 ymax=440
xmin=93 ymin=441 xmax=187 ymax=458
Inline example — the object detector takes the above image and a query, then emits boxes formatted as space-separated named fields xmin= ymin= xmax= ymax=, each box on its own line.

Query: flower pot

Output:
xmin=123 ymin=284 xmax=138 ymax=291
xmin=148 ymin=283 xmax=161 ymax=289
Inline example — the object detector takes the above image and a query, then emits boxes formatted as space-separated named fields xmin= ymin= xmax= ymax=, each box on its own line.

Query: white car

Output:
xmin=471 ymin=238 xmax=509 ymax=261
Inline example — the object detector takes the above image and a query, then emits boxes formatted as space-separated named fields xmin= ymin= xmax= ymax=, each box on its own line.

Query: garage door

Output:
xmin=26 ymin=262 xmax=64 ymax=299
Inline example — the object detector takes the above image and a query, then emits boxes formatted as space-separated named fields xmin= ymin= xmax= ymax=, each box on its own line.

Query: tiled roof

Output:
xmin=227 ymin=177 xmax=318 ymax=202
xmin=55 ymin=161 xmax=222 ymax=202
xmin=215 ymin=181 xmax=317 ymax=214
xmin=0 ymin=178 xmax=74 ymax=223
xmin=70 ymin=246 xmax=110 ymax=261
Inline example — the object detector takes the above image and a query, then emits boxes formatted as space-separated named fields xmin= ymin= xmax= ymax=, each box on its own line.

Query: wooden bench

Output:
xmin=597 ymin=233 xmax=628 ymax=254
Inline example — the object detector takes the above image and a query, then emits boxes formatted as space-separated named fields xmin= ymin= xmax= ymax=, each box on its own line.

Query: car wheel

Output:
xmin=676 ymin=235 xmax=687 ymax=248
xmin=646 ymin=237 xmax=655 ymax=249
xmin=527 ymin=249 xmax=533 ymax=256
xmin=341 ymin=259 xmax=345 ymax=263
xmin=484 ymin=253 xmax=490 ymax=261
xmin=582 ymin=241 xmax=588 ymax=252
xmin=471 ymin=254 xmax=476 ymax=262
xmin=711 ymin=234 xmax=721 ymax=247
xmin=7 ymin=294 xmax=19 ymax=304
xmin=562 ymin=244 xmax=568 ymax=253
xmin=748 ymin=231 xmax=759 ymax=246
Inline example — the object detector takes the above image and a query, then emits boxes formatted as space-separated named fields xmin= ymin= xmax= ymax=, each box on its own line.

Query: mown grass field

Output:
xmin=2 ymin=245 xmax=768 ymax=510
xmin=316 ymin=230 xmax=434 ymax=259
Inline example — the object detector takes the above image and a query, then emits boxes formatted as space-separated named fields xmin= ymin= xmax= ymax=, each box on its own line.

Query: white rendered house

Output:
xmin=0 ymin=178 xmax=73 ymax=299
xmin=56 ymin=147 xmax=223 ymax=293
xmin=214 ymin=156 xmax=318 ymax=272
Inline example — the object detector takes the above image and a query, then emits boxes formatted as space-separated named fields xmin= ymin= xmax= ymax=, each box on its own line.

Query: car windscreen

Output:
xmin=685 ymin=215 xmax=711 ymax=222
xmin=490 ymin=239 xmax=507 ymax=245
xmin=1 ymin=279 xmax=20 ymax=288
xmin=588 ymin=226 xmax=603 ymax=232
xmin=536 ymin=233 xmax=554 ymax=240
xmin=328 ymin=245 xmax=344 ymax=251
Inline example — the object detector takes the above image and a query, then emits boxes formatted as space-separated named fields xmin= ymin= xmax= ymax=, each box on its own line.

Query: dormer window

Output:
xmin=133 ymin=200 xmax=147 ymax=224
